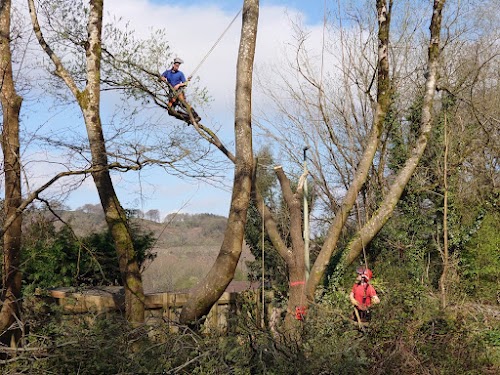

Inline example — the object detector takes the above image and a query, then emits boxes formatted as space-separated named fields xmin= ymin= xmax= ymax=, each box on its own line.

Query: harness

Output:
xmin=362 ymin=283 xmax=368 ymax=306
xmin=168 ymin=86 xmax=185 ymax=104
xmin=356 ymin=282 xmax=371 ymax=322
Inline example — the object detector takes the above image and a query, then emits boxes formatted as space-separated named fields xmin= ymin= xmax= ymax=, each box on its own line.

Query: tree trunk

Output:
xmin=252 ymin=166 xmax=307 ymax=338
xmin=180 ymin=0 xmax=258 ymax=325
xmin=81 ymin=106 xmax=145 ymax=324
xmin=0 ymin=0 xmax=24 ymax=340
xmin=306 ymin=0 xmax=393 ymax=300
xmin=273 ymin=167 xmax=306 ymax=331
xmin=28 ymin=0 xmax=145 ymax=323
xmin=343 ymin=0 xmax=446 ymax=267
xmin=81 ymin=0 xmax=144 ymax=324
xmin=439 ymin=111 xmax=449 ymax=309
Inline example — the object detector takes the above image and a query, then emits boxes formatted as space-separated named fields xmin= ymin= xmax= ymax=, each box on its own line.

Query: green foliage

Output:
xmin=382 ymin=93 xmax=444 ymax=283
xmin=320 ymin=238 xmax=500 ymax=374
xmin=21 ymin=219 xmax=84 ymax=291
xmin=302 ymin=309 xmax=370 ymax=374
xmin=4 ymin=314 xmax=168 ymax=375
xmin=386 ymin=93 xmax=424 ymax=173
xmin=459 ymin=205 xmax=500 ymax=302
xmin=245 ymin=147 xmax=291 ymax=298
xmin=484 ymin=328 xmax=500 ymax=347
xmin=380 ymin=86 xmax=499 ymax=304
xmin=4 ymin=281 xmax=499 ymax=375
xmin=245 ymin=202 xmax=290 ymax=298
xmin=20 ymin=211 xmax=155 ymax=293
xmin=356 ymin=258 xmax=499 ymax=374
xmin=366 ymin=313 xmax=495 ymax=375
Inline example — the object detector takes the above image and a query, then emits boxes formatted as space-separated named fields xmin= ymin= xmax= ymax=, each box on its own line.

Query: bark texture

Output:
xmin=253 ymin=166 xmax=308 ymax=334
xmin=0 ymin=0 xmax=24 ymax=339
xmin=28 ymin=0 xmax=145 ymax=323
xmin=344 ymin=0 xmax=446 ymax=265
xmin=306 ymin=0 xmax=393 ymax=299
xmin=180 ymin=0 xmax=258 ymax=325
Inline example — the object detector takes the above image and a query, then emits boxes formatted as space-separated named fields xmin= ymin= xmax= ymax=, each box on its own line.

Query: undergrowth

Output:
xmin=2 ymin=285 xmax=498 ymax=375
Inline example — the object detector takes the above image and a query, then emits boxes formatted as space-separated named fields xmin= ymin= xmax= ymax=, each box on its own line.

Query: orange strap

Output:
xmin=295 ymin=306 xmax=307 ymax=320
xmin=290 ymin=280 xmax=305 ymax=287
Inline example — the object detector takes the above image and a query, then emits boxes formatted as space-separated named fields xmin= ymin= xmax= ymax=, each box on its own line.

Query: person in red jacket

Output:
xmin=350 ymin=266 xmax=380 ymax=322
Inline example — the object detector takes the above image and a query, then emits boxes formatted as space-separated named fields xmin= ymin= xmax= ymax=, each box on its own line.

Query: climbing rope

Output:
xmin=261 ymin=198 xmax=266 ymax=328
xmin=355 ymin=199 xmax=369 ymax=270
xmin=189 ymin=7 xmax=242 ymax=78
xmin=162 ymin=7 xmax=241 ymax=123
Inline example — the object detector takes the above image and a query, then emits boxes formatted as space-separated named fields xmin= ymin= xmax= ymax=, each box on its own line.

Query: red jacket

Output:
xmin=351 ymin=282 xmax=377 ymax=309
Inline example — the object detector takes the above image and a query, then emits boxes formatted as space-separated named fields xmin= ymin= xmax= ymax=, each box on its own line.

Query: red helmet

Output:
xmin=356 ymin=266 xmax=373 ymax=281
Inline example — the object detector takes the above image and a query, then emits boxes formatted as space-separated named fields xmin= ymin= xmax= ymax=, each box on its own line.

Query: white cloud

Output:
xmin=7 ymin=0 xmax=327 ymax=216
xmin=103 ymin=0 xmax=326 ymax=119
xmin=101 ymin=1 xmax=327 ymax=215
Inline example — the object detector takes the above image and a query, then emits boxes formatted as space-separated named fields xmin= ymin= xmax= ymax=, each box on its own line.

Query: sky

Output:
xmin=12 ymin=0 xmax=331 ymax=220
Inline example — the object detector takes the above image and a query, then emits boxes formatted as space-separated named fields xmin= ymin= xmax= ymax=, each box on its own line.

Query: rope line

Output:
xmin=189 ymin=8 xmax=242 ymax=78
xmin=355 ymin=200 xmax=368 ymax=269
xmin=320 ymin=0 xmax=327 ymax=89
xmin=261 ymin=198 xmax=265 ymax=328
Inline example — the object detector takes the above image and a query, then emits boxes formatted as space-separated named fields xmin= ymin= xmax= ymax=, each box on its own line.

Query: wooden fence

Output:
xmin=49 ymin=284 xmax=266 ymax=331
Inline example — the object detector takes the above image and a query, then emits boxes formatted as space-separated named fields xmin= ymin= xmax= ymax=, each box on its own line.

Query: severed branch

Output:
xmin=251 ymin=164 xmax=293 ymax=263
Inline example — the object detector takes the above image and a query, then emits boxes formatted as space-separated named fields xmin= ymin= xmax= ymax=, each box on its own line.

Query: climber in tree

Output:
xmin=160 ymin=57 xmax=201 ymax=122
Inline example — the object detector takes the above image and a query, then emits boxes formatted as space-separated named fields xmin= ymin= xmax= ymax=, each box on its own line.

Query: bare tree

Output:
xmin=342 ymin=0 xmax=446 ymax=271
xmin=27 ymin=0 xmax=145 ymax=323
xmin=247 ymin=0 xmax=448 ymax=321
xmin=145 ymin=209 xmax=160 ymax=223
xmin=158 ymin=0 xmax=447 ymax=336
xmin=255 ymin=0 xmax=395 ymax=304
xmin=246 ymin=0 xmax=393 ymax=330
xmin=0 ymin=0 xmax=24 ymax=341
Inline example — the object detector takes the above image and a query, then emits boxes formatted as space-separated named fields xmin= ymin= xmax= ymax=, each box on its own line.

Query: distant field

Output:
xmin=55 ymin=210 xmax=254 ymax=292
xmin=142 ymin=244 xmax=254 ymax=293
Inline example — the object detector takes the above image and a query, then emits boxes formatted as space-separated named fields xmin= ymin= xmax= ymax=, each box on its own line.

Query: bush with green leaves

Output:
xmin=20 ymin=211 xmax=155 ymax=293
xmin=2 ymin=313 xmax=169 ymax=375
xmin=459 ymin=204 xmax=500 ymax=302
xmin=3 ymin=284 xmax=499 ymax=375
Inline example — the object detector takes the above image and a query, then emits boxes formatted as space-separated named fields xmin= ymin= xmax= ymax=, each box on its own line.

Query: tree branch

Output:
xmin=27 ymin=0 xmax=81 ymax=97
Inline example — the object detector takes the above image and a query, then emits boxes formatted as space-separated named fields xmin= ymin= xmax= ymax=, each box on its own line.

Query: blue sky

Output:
xmin=149 ymin=0 xmax=327 ymax=24
xmin=15 ymin=0 xmax=330 ymax=219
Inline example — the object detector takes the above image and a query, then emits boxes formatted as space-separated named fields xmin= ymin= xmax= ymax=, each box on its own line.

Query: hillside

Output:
xmin=54 ymin=210 xmax=254 ymax=293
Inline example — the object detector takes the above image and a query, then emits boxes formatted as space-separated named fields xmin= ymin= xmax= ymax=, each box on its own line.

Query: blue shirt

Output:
xmin=162 ymin=69 xmax=186 ymax=87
